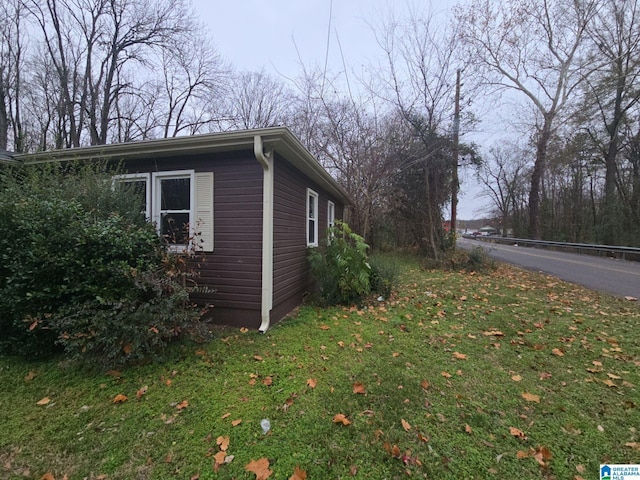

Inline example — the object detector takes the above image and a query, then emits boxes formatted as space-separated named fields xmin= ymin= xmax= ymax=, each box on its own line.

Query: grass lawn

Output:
xmin=1 ymin=255 xmax=639 ymax=479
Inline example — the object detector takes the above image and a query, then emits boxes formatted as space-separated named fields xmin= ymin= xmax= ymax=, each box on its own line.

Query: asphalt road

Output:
xmin=457 ymin=237 xmax=640 ymax=300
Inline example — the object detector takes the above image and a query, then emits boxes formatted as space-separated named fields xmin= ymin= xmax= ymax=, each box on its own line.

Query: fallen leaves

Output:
xmin=333 ymin=413 xmax=352 ymax=426
xmin=245 ymin=458 xmax=272 ymax=480
xmin=551 ymin=348 xmax=564 ymax=357
xmin=452 ymin=351 xmax=467 ymax=360
xmin=289 ymin=466 xmax=307 ymax=480
xmin=401 ymin=419 xmax=411 ymax=432
xmin=136 ymin=385 xmax=148 ymax=399
xmin=306 ymin=378 xmax=317 ymax=389
xmin=509 ymin=426 xmax=527 ymax=440
xmin=112 ymin=394 xmax=127 ymax=404
xmin=175 ymin=400 xmax=189 ymax=410
xmin=36 ymin=397 xmax=51 ymax=406
xmin=352 ymin=382 xmax=366 ymax=394
xmin=516 ymin=446 xmax=552 ymax=466
xmin=521 ymin=392 xmax=540 ymax=403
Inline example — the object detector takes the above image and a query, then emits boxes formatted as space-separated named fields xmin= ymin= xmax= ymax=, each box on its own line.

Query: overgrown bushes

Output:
xmin=0 ymin=163 xmax=204 ymax=367
xmin=308 ymin=221 xmax=399 ymax=305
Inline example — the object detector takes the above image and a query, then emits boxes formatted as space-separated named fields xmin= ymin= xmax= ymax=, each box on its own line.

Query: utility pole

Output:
xmin=451 ymin=69 xmax=461 ymax=237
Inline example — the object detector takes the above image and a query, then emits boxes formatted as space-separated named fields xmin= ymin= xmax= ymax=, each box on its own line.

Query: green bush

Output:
xmin=369 ymin=254 xmax=400 ymax=299
xmin=308 ymin=221 xmax=371 ymax=305
xmin=0 ymin=163 xmax=204 ymax=367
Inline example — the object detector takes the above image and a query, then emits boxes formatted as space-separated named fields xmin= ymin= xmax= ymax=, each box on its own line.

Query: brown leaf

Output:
xmin=136 ymin=386 xmax=148 ymax=399
xmin=625 ymin=442 xmax=640 ymax=449
xmin=452 ymin=351 xmax=467 ymax=360
xmin=306 ymin=378 xmax=317 ymax=389
xmin=602 ymin=379 xmax=617 ymax=388
xmin=516 ymin=450 xmax=529 ymax=459
xmin=352 ymin=382 xmax=366 ymax=394
xmin=289 ymin=466 xmax=307 ymax=480
xmin=24 ymin=370 xmax=37 ymax=382
xmin=36 ymin=397 xmax=51 ymax=405
xmin=319 ymin=324 xmax=330 ymax=330
xmin=213 ymin=451 xmax=227 ymax=465
xmin=231 ymin=418 xmax=242 ymax=426
xmin=112 ymin=394 xmax=127 ymax=404
xmin=216 ymin=436 xmax=229 ymax=451
xmin=221 ymin=412 xmax=231 ymax=419
xmin=176 ymin=400 xmax=189 ymax=410
xmin=483 ymin=330 xmax=504 ymax=336
xmin=401 ymin=419 xmax=411 ymax=432
xmin=441 ymin=371 xmax=452 ymax=378
xmin=245 ymin=458 xmax=272 ymax=480
xmin=262 ymin=376 xmax=273 ymax=386
xmin=521 ymin=392 xmax=540 ymax=403
xmin=511 ymin=375 xmax=522 ymax=382
xmin=607 ymin=373 xmax=621 ymax=380
xmin=551 ymin=348 xmax=564 ymax=357
xmin=509 ymin=426 xmax=527 ymax=440
xmin=41 ymin=473 xmax=55 ymax=480
xmin=333 ymin=413 xmax=352 ymax=426
xmin=420 ymin=379 xmax=430 ymax=390
xmin=123 ymin=343 xmax=133 ymax=354
xmin=465 ymin=424 xmax=473 ymax=434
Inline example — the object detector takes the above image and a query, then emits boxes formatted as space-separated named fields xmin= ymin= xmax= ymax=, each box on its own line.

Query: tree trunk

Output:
xmin=529 ymin=119 xmax=552 ymax=239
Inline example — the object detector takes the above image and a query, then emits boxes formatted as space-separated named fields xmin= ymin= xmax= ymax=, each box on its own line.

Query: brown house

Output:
xmin=16 ymin=127 xmax=349 ymax=331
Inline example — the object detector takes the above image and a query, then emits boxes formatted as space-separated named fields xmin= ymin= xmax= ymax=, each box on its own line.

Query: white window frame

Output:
xmin=306 ymin=188 xmax=319 ymax=247
xmin=327 ymin=200 xmax=335 ymax=229
xmin=113 ymin=173 xmax=151 ymax=219
xmin=152 ymin=170 xmax=195 ymax=251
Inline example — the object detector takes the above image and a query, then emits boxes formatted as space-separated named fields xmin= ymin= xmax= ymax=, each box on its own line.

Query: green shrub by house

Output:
xmin=0 ymin=163 xmax=204 ymax=367
xmin=308 ymin=221 xmax=372 ymax=305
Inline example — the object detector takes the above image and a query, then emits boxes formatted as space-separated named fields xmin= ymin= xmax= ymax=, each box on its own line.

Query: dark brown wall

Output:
xmin=124 ymin=150 xmax=264 ymax=328
xmin=271 ymin=156 xmax=344 ymax=323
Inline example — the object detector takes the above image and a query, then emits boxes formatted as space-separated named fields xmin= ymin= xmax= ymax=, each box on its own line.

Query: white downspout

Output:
xmin=254 ymin=135 xmax=274 ymax=333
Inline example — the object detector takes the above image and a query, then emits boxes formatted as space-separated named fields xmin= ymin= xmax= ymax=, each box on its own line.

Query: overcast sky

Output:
xmin=190 ymin=0 xmax=491 ymax=220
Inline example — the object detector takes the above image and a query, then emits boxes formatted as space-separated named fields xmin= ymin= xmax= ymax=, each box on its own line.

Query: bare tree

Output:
xmin=0 ymin=0 xmax=26 ymax=151
xmin=224 ymin=69 xmax=291 ymax=130
xmin=581 ymin=0 xmax=640 ymax=243
xmin=455 ymin=0 xmax=597 ymax=239
xmin=477 ymin=145 xmax=529 ymax=237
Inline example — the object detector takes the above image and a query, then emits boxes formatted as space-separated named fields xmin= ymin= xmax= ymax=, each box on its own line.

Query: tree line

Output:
xmin=2 ymin=0 xmax=639 ymax=251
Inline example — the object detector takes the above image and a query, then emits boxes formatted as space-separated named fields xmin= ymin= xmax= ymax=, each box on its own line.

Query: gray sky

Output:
xmin=190 ymin=0 xmax=491 ymax=220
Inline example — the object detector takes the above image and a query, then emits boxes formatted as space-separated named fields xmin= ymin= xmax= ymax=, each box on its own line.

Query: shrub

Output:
xmin=369 ymin=254 xmax=400 ymax=299
xmin=0 ymin=163 xmax=204 ymax=366
xmin=308 ymin=221 xmax=371 ymax=305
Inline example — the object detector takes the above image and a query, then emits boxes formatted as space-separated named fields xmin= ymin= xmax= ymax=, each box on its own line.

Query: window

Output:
xmin=113 ymin=173 xmax=151 ymax=219
xmin=153 ymin=171 xmax=194 ymax=248
xmin=113 ymin=170 xmax=214 ymax=252
xmin=327 ymin=201 xmax=335 ymax=229
xmin=306 ymin=188 xmax=318 ymax=247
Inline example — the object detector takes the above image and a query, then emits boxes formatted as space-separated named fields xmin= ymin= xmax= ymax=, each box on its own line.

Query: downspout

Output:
xmin=254 ymin=135 xmax=274 ymax=333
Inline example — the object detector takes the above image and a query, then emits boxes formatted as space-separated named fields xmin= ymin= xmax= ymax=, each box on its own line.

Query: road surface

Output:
xmin=457 ymin=237 xmax=640 ymax=300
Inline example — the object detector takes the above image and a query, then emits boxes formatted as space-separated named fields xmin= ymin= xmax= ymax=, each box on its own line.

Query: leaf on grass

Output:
xmin=289 ymin=466 xmax=307 ymax=480
xmin=231 ymin=418 xmax=242 ymax=426
xmin=441 ymin=371 xmax=452 ymax=378
xmin=465 ymin=424 xmax=473 ymax=434
xmin=511 ymin=375 xmax=522 ymax=382
xmin=516 ymin=450 xmax=529 ymax=459
xmin=533 ymin=445 xmax=552 ymax=466
xmin=262 ymin=376 xmax=273 ymax=386
xmin=602 ymin=379 xmax=617 ymax=388
xmin=625 ymin=442 xmax=640 ymax=450
xmin=112 ymin=394 xmax=127 ymax=404
xmin=245 ymin=458 xmax=272 ymax=480
xmin=521 ymin=392 xmax=540 ymax=403
xmin=333 ymin=413 xmax=351 ymax=426
xmin=214 ymin=450 xmax=227 ymax=465
xmin=483 ymin=330 xmax=504 ymax=336
xmin=392 ymin=352 xmax=400 ymax=357
xmin=24 ymin=371 xmax=37 ymax=382
xmin=306 ymin=378 xmax=317 ymax=389
xmin=221 ymin=412 xmax=231 ymax=419
xmin=41 ymin=473 xmax=55 ymax=480
xmin=136 ymin=386 xmax=148 ymax=399
xmin=421 ymin=379 xmax=430 ymax=390
xmin=453 ymin=351 xmax=467 ymax=360
xmin=552 ymin=348 xmax=564 ymax=356
xmin=36 ymin=397 xmax=51 ymax=405
xmin=253 ymin=355 xmax=264 ymax=362
xmin=352 ymin=382 xmax=366 ymax=394
xmin=216 ymin=436 xmax=229 ymax=451
xmin=176 ymin=400 xmax=189 ymax=410
xmin=509 ymin=426 xmax=527 ymax=440
xmin=607 ymin=373 xmax=621 ymax=380
xmin=123 ymin=343 xmax=133 ymax=354
xmin=401 ymin=419 xmax=411 ymax=432
xmin=319 ymin=325 xmax=330 ymax=330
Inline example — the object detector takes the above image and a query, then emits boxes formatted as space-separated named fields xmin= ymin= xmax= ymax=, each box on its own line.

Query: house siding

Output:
xmin=271 ymin=156 xmax=343 ymax=323
xmin=124 ymin=150 xmax=264 ymax=328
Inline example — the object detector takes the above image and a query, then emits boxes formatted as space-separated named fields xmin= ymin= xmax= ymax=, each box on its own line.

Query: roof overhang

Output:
xmin=14 ymin=127 xmax=350 ymax=205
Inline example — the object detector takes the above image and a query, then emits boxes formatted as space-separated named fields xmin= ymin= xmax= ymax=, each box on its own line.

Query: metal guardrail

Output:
xmin=461 ymin=234 xmax=640 ymax=262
